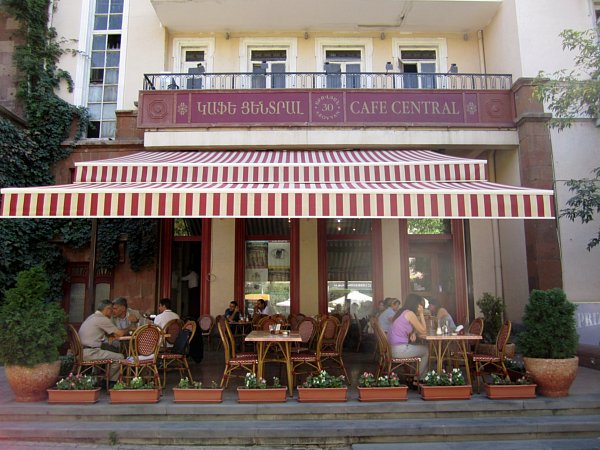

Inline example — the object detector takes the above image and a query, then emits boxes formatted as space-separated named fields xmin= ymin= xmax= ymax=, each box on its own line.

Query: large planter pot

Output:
xmin=297 ymin=387 xmax=348 ymax=403
xmin=5 ymin=361 xmax=61 ymax=402
xmin=109 ymin=388 xmax=161 ymax=404
xmin=419 ymin=384 xmax=472 ymax=401
xmin=484 ymin=383 xmax=537 ymax=400
xmin=47 ymin=388 xmax=101 ymax=404
xmin=237 ymin=387 xmax=287 ymax=403
xmin=173 ymin=388 xmax=224 ymax=403
xmin=357 ymin=386 xmax=408 ymax=402
xmin=523 ymin=356 xmax=579 ymax=397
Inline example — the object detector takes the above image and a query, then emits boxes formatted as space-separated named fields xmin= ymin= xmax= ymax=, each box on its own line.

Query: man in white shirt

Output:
xmin=153 ymin=298 xmax=180 ymax=348
xmin=378 ymin=298 xmax=401 ymax=333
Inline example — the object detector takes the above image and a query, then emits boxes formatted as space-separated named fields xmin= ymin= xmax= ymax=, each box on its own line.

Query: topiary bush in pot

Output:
xmin=0 ymin=266 xmax=67 ymax=401
xmin=476 ymin=292 xmax=506 ymax=344
xmin=517 ymin=288 xmax=579 ymax=397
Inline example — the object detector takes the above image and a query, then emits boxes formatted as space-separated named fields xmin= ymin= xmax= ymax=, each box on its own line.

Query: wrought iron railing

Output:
xmin=143 ymin=72 xmax=512 ymax=91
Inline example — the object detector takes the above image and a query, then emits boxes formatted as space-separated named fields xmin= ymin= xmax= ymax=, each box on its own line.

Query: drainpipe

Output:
xmin=477 ymin=29 xmax=487 ymax=89
xmin=489 ymin=155 xmax=504 ymax=299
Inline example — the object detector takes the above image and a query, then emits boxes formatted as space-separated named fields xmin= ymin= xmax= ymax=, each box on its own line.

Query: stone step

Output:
xmin=0 ymin=414 xmax=599 ymax=447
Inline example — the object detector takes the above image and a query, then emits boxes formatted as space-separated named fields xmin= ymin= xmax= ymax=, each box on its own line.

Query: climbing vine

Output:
xmin=0 ymin=0 xmax=89 ymax=299
xmin=0 ymin=1 xmax=157 ymax=300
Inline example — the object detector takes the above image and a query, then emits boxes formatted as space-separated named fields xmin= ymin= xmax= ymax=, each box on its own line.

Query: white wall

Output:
xmin=381 ymin=220 xmax=402 ymax=299
xmin=299 ymin=219 xmax=319 ymax=316
xmin=552 ymin=123 xmax=600 ymax=302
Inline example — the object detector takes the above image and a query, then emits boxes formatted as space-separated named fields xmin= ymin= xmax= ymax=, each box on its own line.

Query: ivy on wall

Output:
xmin=0 ymin=0 xmax=157 ymax=300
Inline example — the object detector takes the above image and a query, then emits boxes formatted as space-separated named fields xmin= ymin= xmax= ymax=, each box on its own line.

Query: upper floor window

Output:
xmin=240 ymin=38 xmax=297 ymax=89
xmin=173 ymin=38 xmax=215 ymax=89
xmin=316 ymin=38 xmax=373 ymax=89
xmin=86 ymin=0 xmax=124 ymax=139
xmin=393 ymin=38 xmax=447 ymax=90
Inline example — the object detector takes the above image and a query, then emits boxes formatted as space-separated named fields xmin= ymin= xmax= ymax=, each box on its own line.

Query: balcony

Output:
xmin=143 ymin=72 xmax=512 ymax=91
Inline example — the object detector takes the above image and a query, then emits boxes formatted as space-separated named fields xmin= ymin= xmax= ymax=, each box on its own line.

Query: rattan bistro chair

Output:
xmin=318 ymin=314 xmax=351 ymax=382
xmin=371 ymin=317 xmax=421 ymax=382
xmin=198 ymin=314 xmax=215 ymax=350
xmin=158 ymin=320 xmax=195 ymax=387
xmin=67 ymin=324 xmax=112 ymax=390
xmin=472 ymin=320 xmax=512 ymax=393
xmin=119 ymin=324 xmax=162 ymax=387
xmin=216 ymin=315 xmax=257 ymax=387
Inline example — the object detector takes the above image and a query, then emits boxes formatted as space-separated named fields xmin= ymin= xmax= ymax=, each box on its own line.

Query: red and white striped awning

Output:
xmin=1 ymin=150 xmax=555 ymax=219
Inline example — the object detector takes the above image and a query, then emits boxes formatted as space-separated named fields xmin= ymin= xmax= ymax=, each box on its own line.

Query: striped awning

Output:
xmin=0 ymin=150 xmax=555 ymax=219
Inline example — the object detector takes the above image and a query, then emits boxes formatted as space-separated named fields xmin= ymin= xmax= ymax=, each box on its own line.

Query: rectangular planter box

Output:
xmin=297 ymin=387 xmax=348 ymax=403
xmin=484 ymin=383 xmax=537 ymax=400
xmin=47 ymin=388 xmax=101 ymax=404
xmin=109 ymin=388 xmax=160 ymax=404
xmin=173 ymin=388 xmax=224 ymax=403
xmin=357 ymin=386 xmax=408 ymax=402
xmin=419 ymin=384 xmax=472 ymax=401
xmin=237 ymin=387 xmax=287 ymax=403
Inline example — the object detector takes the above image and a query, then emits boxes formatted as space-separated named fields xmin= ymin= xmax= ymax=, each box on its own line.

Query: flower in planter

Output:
xmin=112 ymin=377 xmax=155 ymax=390
xmin=242 ymin=373 xmax=282 ymax=389
xmin=302 ymin=370 xmax=346 ymax=388
xmin=422 ymin=368 xmax=466 ymax=386
xmin=358 ymin=372 xmax=401 ymax=388
xmin=177 ymin=377 xmax=219 ymax=389
xmin=54 ymin=373 xmax=96 ymax=390
xmin=504 ymin=357 xmax=525 ymax=373
xmin=490 ymin=373 xmax=532 ymax=385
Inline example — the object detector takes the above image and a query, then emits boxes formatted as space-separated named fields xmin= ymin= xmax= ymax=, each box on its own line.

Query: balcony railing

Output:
xmin=143 ymin=72 xmax=512 ymax=91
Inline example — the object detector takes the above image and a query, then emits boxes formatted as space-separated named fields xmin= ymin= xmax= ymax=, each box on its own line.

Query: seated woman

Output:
xmin=428 ymin=297 xmax=456 ymax=332
xmin=388 ymin=293 xmax=429 ymax=378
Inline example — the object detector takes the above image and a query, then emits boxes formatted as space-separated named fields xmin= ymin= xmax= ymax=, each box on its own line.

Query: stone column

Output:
xmin=512 ymin=78 xmax=562 ymax=291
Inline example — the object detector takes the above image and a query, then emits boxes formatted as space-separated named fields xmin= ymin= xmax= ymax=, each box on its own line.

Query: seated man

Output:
xmin=253 ymin=299 xmax=271 ymax=317
xmin=428 ymin=297 xmax=457 ymax=332
xmin=111 ymin=296 xmax=141 ymax=330
xmin=153 ymin=298 xmax=180 ymax=347
xmin=378 ymin=298 xmax=401 ymax=333
xmin=224 ymin=300 xmax=241 ymax=323
xmin=78 ymin=299 xmax=128 ymax=383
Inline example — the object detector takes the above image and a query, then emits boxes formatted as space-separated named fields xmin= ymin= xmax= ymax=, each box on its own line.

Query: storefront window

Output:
xmin=244 ymin=219 xmax=291 ymax=317
xmin=326 ymin=219 xmax=373 ymax=318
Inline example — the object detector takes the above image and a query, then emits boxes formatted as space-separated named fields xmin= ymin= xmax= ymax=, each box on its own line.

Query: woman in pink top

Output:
xmin=388 ymin=293 xmax=429 ymax=377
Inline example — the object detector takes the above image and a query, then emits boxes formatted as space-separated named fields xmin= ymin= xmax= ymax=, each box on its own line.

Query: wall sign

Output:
xmin=138 ymin=89 xmax=515 ymax=128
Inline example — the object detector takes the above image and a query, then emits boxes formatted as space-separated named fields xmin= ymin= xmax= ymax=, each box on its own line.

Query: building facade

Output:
xmin=1 ymin=0 xmax=599 ymax=358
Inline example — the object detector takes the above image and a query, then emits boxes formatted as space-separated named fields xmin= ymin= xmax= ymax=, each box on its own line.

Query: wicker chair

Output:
xmin=216 ymin=315 xmax=257 ymax=387
xmin=472 ymin=320 xmax=512 ymax=393
xmin=158 ymin=320 xmax=195 ymax=387
xmin=318 ymin=314 xmax=351 ymax=382
xmin=67 ymin=324 xmax=112 ymax=390
xmin=119 ymin=324 xmax=162 ymax=387
xmin=198 ymin=314 xmax=215 ymax=350
xmin=290 ymin=317 xmax=333 ymax=385
xmin=294 ymin=316 xmax=318 ymax=353
xmin=371 ymin=317 xmax=420 ymax=383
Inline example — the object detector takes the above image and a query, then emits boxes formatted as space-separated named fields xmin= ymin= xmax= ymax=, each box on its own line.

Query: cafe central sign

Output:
xmin=138 ymin=89 xmax=514 ymax=128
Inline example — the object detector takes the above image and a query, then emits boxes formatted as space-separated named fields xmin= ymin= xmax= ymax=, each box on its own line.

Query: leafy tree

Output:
xmin=533 ymin=27 xmax=600 ymax=250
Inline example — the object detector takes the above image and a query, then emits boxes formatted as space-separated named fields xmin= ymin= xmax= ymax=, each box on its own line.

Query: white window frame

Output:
xmin=173 ymin=38 xmax=215 ymax=73
xmin=392 ymin=38 xmax=448 ymax=89
xmin=239 ymin=37 xmax=297 ymax=88
xmin=315 ymin=37 xmax=373 ymax=88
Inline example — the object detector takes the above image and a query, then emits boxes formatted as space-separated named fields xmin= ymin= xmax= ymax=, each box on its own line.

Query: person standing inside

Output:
xmin=78 ymin=299 xmax=128 ymax=383
xmin=388 ymin=293 xmax=429 ymax=378
xmin=181 ymin=266 xmax=200 ymax=319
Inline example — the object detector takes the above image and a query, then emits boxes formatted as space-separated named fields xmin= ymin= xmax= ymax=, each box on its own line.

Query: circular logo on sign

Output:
xmin=313 ymin=94 xmax=342 ymax=121
xmin=148 ymin=100 xmax=168 ymax=119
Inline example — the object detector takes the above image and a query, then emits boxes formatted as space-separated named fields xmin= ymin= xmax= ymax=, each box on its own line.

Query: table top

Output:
xmin=244 ymin=330 xmax=302 ymax=342
xmin=424 ymin=333 xmax=482 ymax=341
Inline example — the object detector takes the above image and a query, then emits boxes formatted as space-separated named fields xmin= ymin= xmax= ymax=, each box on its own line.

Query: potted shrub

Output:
xmin=237 ymin=373 xmax=287 ymax=403
xmin=173 ymin=377 xmax=224 ymax=403
xmin=297 ymin=370 xmax=347 ymax=402
xmin=357 ymin=371 xmax=408 ymax=402
xmin=419 ymin=368 xmax=471 ymax=400
xmin=517 ymin=288 xmax=579 ymax=397
xmin=0 ymin=267 xmax=67 ymax=402
xmin=109 ymin=377 xmax=160 ymax=404
xmin=47 ymin=373 xmax=101 ymax=404
xmin=484 ymin=373 xmax=536 ymax=400
xmin=476 ymin=293 xmax=514 ymax=357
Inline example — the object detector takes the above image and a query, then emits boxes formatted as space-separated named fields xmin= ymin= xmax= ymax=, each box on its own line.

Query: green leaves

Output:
xmin=517 ymin=288 xmax=578 ymax=359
